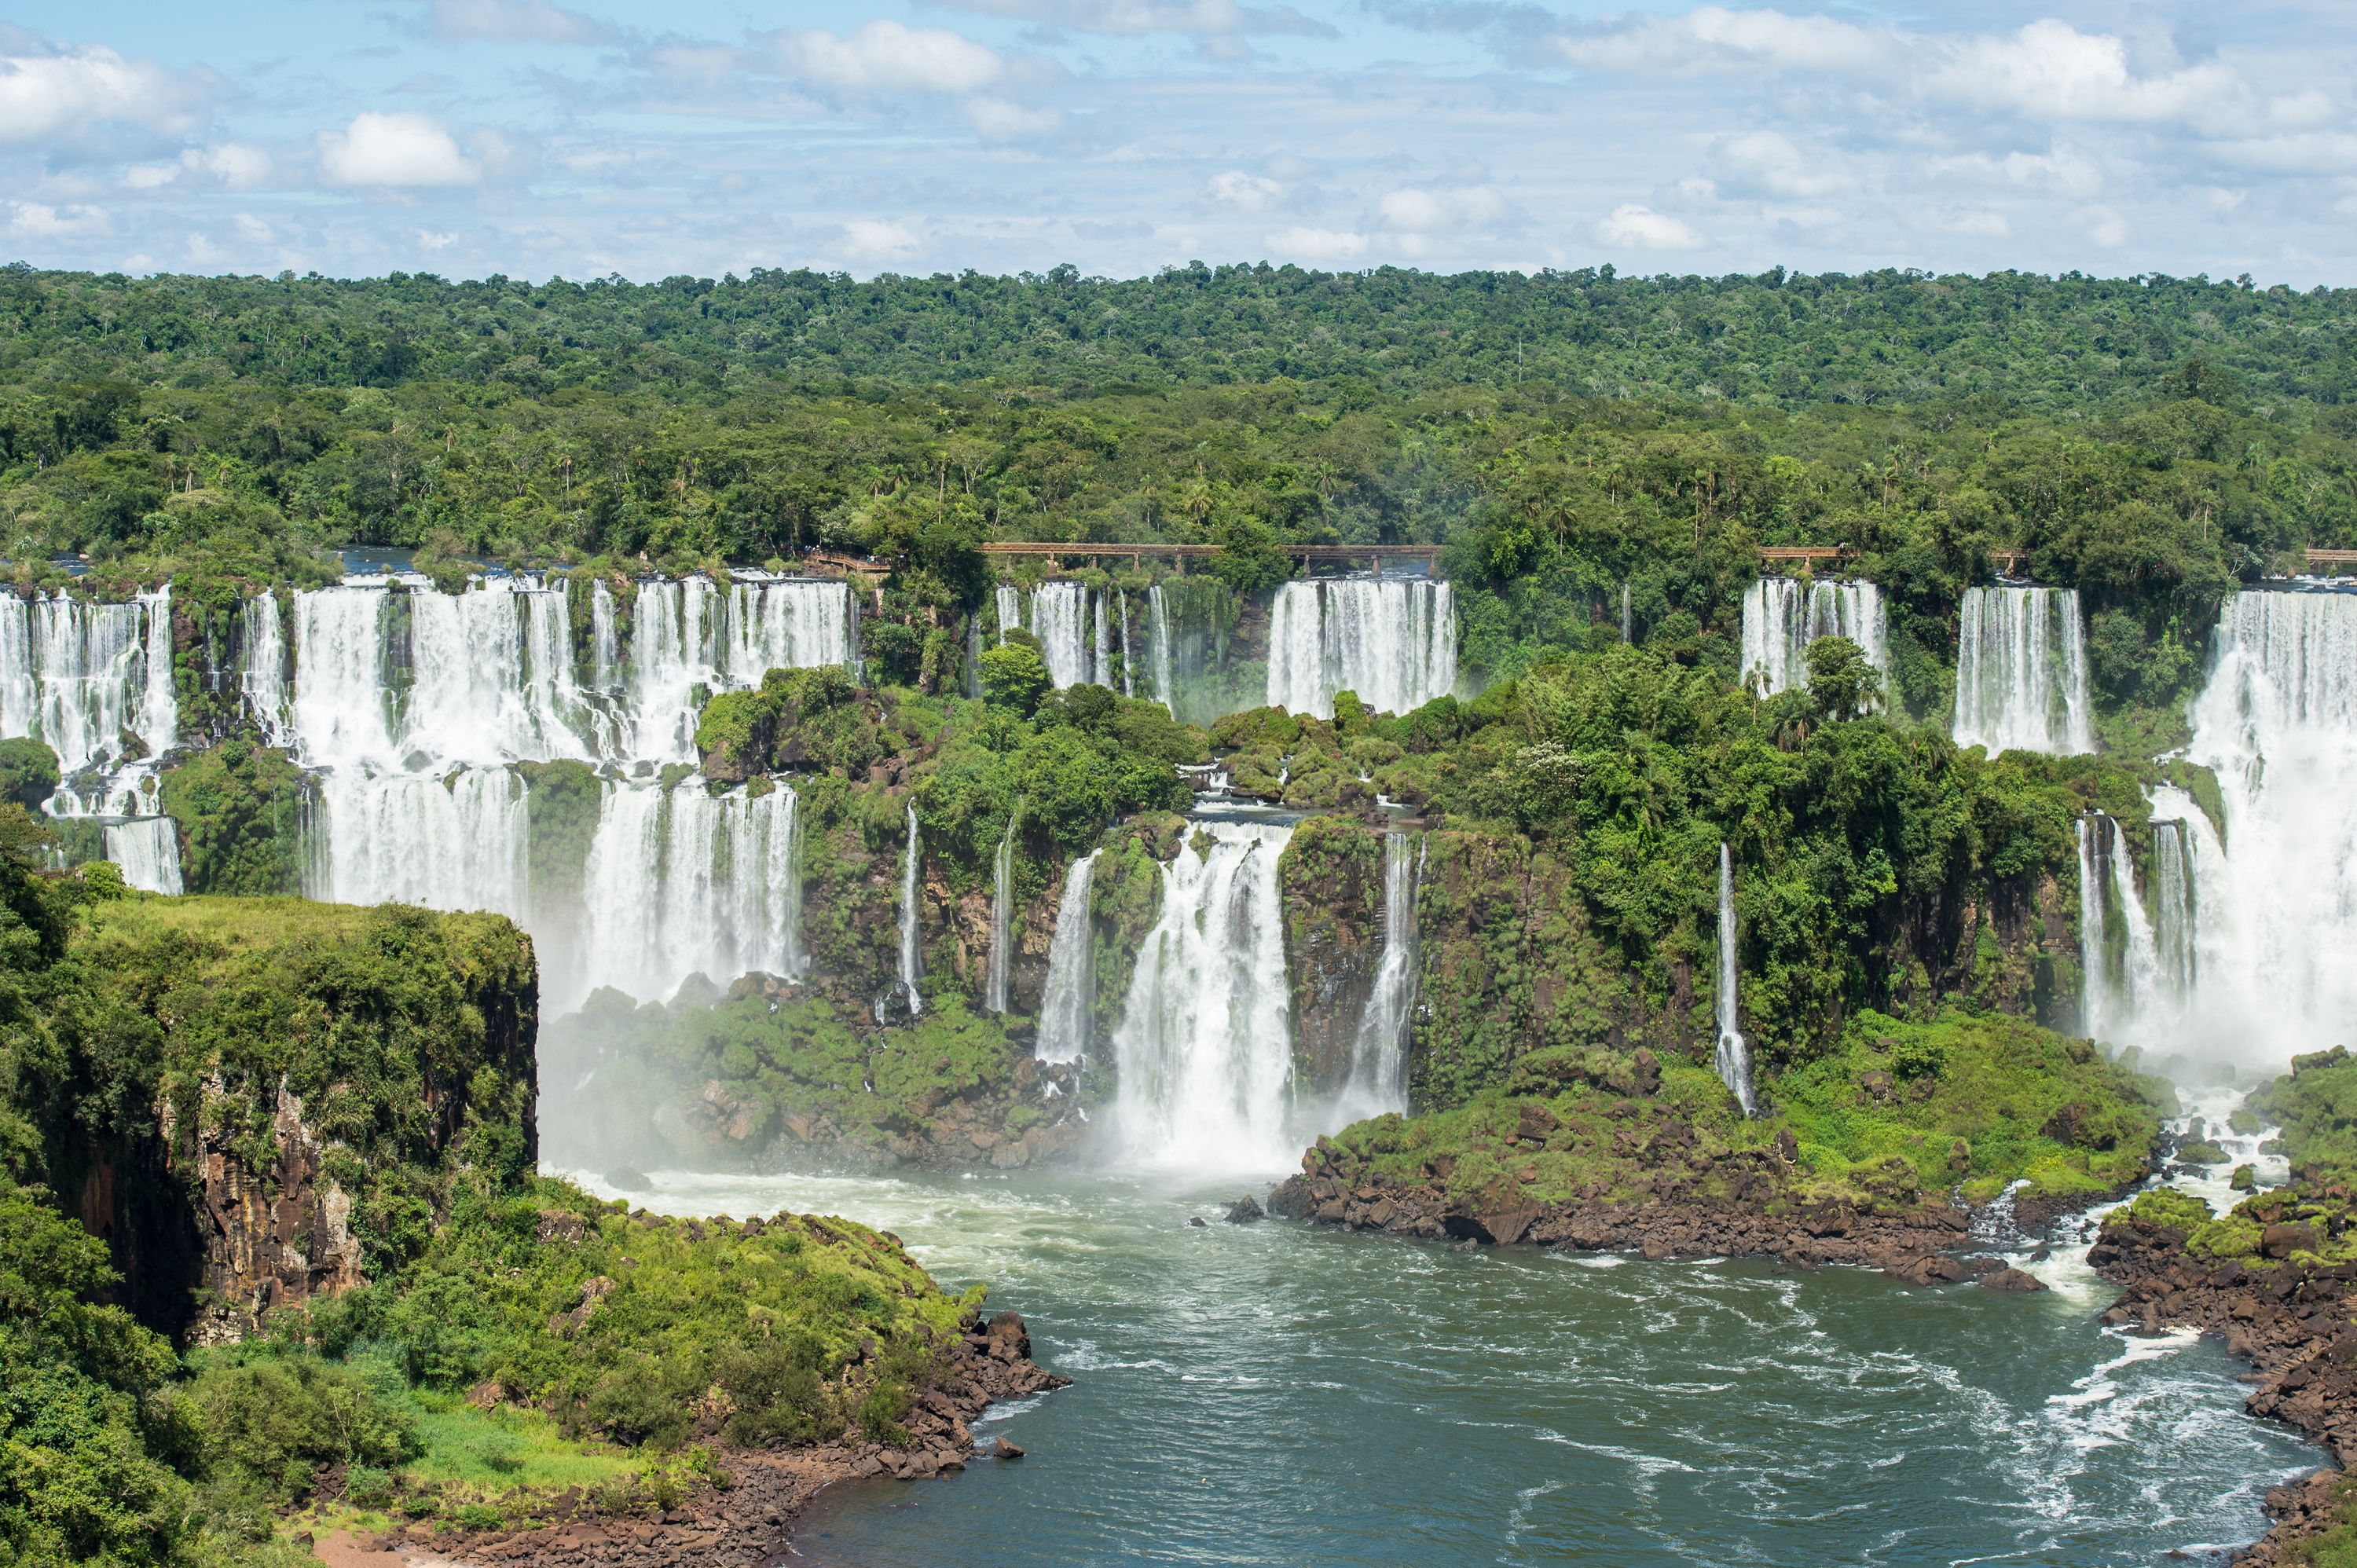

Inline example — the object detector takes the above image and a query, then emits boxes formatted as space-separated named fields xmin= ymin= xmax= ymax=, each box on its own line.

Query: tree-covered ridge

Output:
xmin=4 ymin=264 xmax=2355 ymax=410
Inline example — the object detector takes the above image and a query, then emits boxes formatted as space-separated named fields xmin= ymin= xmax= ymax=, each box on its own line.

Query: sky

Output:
xmin=0 ymin=0 xmax=2352 ymax=285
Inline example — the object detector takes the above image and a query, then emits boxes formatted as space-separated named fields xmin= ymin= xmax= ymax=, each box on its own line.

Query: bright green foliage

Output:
xmin=518 ymin=760 xmax=600 ymax=914
xmin=159 ymin=740 xmax=308 ymax=896
xmin=1318 ymin=1009 xmax=2165 ymax=1213
xmin=693 ymin=666 xmax=889 ymax=781
xmin=2247 ymin=1045 xmax=2357 ymax=1186
xmin=190 ymin=1353 xmax=420 ymax=1503
xmin=0 ymin=740 xmax=58 ymax=813
xmin=978 ymin=645 xmax=1050 ymax=716
xmin=1804 ymin=636 xmax=1882 ymax=720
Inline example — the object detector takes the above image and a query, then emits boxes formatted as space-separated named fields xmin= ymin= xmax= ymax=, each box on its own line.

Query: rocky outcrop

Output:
xmin=363 ymin=1308 xmax=1069 ymax=1568
xmin=2088 ymin=1203 xmax=2357 ymax=1563
xmin=185 ymin=1084 xmax=370 ymax=1345
xmin=1278 ymin=815 xmax=1387 ymax=1094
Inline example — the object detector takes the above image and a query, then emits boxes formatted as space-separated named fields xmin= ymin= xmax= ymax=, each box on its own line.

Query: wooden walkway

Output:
xmin=977 ymin=542 xmax=1441 ymax=573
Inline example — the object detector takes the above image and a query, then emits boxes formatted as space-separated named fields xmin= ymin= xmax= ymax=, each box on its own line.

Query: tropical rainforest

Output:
xmin=1 ymin=258 xmax=2341 ymax=1563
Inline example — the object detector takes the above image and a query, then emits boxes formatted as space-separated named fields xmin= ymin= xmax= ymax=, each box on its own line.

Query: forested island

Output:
xmin=6 ymin=261 xmax=2357 ymax=1566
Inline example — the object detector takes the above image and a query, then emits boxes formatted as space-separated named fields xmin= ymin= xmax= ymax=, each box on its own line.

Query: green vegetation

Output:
xmin=2248 ymin=1045 xmax=2357 ymax=1186
xmin=1316 ymin=1009 xmax=2168 ymax=1215
xmin=158 ymin=739 xmax=310 ymax=896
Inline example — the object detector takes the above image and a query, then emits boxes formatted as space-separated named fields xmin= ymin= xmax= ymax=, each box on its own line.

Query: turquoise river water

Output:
xmin=567 ymin=1163 xmax=2310 ymax=1567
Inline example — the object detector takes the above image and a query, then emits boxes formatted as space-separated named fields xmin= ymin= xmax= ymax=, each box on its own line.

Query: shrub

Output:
xmin=192 ymin=1353 xmax=421 ymax=1502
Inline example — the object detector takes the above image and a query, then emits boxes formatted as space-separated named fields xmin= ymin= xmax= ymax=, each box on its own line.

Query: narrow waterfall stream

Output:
xmin=1334 ymin=830 xmax=1421 ymax=1123
xmin=105 ymin=816 xmax=183 ymax=895
xmin=1034 ymin=851 xmax=1097 ymax=1064
xmin=1737 ymin=577 xmax=1887 ymax=694
xmin=1146 ymin=584 xmax=1175 ymax=716
xmin=986 ymin=807 xmax=1017 ymax=1015
xmin=897 ymin=803 xmax=924 ymax=1019
xmin=1953 ymin=585 xmax=2094 ymax=755
xmin=1714 ymin=842 xmax=1755 ymax=1116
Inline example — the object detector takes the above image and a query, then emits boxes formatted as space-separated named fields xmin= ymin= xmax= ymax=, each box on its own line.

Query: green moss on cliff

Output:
xmin=1315 ymin=1009 xmax=2163 ymax=1214
xmin=159 ymin=738 xmax=310 ymax=896
xmin=2247 ymin=1045 xmax=2357 ymax=1186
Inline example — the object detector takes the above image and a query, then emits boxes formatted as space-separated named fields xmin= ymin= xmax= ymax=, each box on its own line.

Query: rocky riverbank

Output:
xmin=2088 ymin=1189 xmax=2357 ymax=1565
xmin=317 ymin=1311 xmax=1069 ymax=1568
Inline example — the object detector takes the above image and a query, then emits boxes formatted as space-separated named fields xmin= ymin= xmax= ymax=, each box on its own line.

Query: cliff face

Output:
xmin=39 ymin=897 xmax=541 ymax=1343
xmin=1277 ymin=815 xmax=1386 ymax=1096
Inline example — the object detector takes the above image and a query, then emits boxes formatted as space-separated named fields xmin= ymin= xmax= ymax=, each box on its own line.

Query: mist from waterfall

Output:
xmin=1952 ymin=586 xmax=2094 ymax=756
xmin=1109 ymin=821 xmax=1296 ymax=1171
xmin=1035 ymin=851 xmax=1098 ymax=1065
xmin=1265 ymin=579 xmax=1456 ymax=720
xmin=1715 ymin=844 xmax=1755 ymax=1117
xmin=1739 ymin=578 xmax=1887 ymax=696
xmin=1333 ymin=831 xmax=1422 ymax=1123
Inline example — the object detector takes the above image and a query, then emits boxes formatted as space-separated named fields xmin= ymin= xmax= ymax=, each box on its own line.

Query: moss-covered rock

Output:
xmin=159 ymin=737 xmax=310 ymax=895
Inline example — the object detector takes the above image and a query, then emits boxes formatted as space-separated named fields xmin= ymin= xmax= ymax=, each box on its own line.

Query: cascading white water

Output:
xmin=1334 ymin=831 xmax=1422 ymax=1123
xmin=2076 ymin=812 xmax=2164 ymax=1048
xmin=966 ymin=614 xmax=984 ymax=700
xmin=1739 ymin=578 xmax=1887 ymax=696
xmin=1714 ymin=843 xmax=1755 ymax=1116
xmin=0 ymin=587 xmax=176 ymax=786
xmin=2168 ymin=588 xmax=2357 ymax=1059
xmin=577 ymin=779 xmax=803 ymax=1006
xmin=106 ymin=816 xmax=183 ymax=895
xmin=1117 ymin=590 xmax=1133 ymax=699
xmin=283 ymin=571 xmax=844 ymax=1010
xmin=1952 ymin=585 xmax=2093 ymax=756
xmin=1147 ymin=586 xmax=1174 ymax=716
xmin=986 ymin=807 xmax=1017 ymax=1014
xmin=995 ymin=584 xmax=1022 ymax=647
xmin=1265 ymin=579 xmax=1457 ymax=720
xmin=1093 ymin=594 xmax=1111 ymax=691
xmin=2152 ymin=818 xmax=2196 ymax=998
xmin=1620 ymin=583 xmax=1632 ymax=644
xmin=1110 ymin=821 xmax=1297 ymax=1171
xmin=1036 ymin=851 xmax=1098 ymax=1064
xmin=896 ymin=803 xmax=923 ymax=1018
xmin=1028 ymin=582 xmax=1097 ymax=688
xmin=242 ymin=589 xmax=291 ymax=747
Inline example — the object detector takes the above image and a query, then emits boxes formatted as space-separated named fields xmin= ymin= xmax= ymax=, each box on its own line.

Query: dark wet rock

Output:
xmin=1188 ymin=1216 xmax=1208 ymax=1228
xmin=2264 ymin=1223 xmax=2318 ymax=1258
xmin=992 ymin=1438 xmax=1025 ymax=1459
xmin=1225 ymin=1194 xmax=1264 ymax=1223
xmin=1978 ymin=1267 xmax=2047 ymax=1292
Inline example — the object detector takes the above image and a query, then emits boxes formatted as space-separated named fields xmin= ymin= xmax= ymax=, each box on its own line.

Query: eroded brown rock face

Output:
xmin=188 ymin=1086 xmax=369 ymax=1345
xmin=2088 ymin=1207 xmax=2357 ymax=1563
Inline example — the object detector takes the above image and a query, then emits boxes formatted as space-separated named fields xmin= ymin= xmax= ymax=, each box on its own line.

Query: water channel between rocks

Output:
xmin=570 ymin=1165 xmax=2309 ymax=1567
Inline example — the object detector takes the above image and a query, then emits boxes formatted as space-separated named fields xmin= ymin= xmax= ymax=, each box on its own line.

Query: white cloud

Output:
xmin=418 ymin=229 xmax=460 ymax=250
xmin=965 ymin=97 xmax=1062 ymax=141
xmin=317 ymin=112 xmax=481 ymax=188
xmin=8 ymin=200 xmax=111 ymax=237
xmin=1711 ymin=131 xmax=1853 ymax=200
xmin=1909 ymin=207 xmax=2011 ymax=237
xmin=1376 ymin=185 xmax=1510 ymax=233
xmin=923 ymin=0 xmax=1331 ymax=38
xmin=233 ymin=211 xmax=273 ymax=242
xmin=837 ymin=219 xmax=922 ymax=262
xmin=1926 ymin=146 xmax=2106 ymax=201
xmin=428 ymin=0 xmax=610 ymax=44
xmin=774 ymin=21 xmax=1003 ymax=94
xmin=1593 ymin=203 xmax=1707 ymax=250
xmin=2083 ymin=204 xmax=2132 ymax=247
xmin=0 ymin=38 xmax=218 ymax=145
xmin=1205 ymin=170 xmax=1282 ymax=211
xmin=191 ymin=143 xmax=273 ymax=190
xmin=1265 ymin=225 xmax=1367 ymax=260
xmin=1552 ymin=8 xmax=1884 ymax=75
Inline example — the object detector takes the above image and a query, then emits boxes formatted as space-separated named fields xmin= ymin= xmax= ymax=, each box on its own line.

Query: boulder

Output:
xmin=1978 ymin=1267 xmax=2047 ymax=1292
xmin=1516 ymin=1101 xmax=1560 ymax=1141
xmin=992 ymin=1438 xmax=1025 ymax=1459
xmin=2264 ymin=1223 xmax=2318 ymax=1259
xmin=1224 ymin=1194 xmax=1264 ymax=1224
xmin=1475 ymin=1207 xmax=1541 ymax=1246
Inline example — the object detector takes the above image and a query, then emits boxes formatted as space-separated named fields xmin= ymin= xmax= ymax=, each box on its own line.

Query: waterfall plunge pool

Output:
xmin=564 ymin=1165 xmax=2308 ymax=1566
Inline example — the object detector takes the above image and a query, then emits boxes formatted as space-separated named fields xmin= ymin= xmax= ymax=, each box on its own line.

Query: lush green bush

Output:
xmin=190 ymin=1353 xmax=420 ymax=1503
xmin=0 ymin=739 xmax=59 ymax=812
xmin=159 ymin=740 xmax=308 ymax=896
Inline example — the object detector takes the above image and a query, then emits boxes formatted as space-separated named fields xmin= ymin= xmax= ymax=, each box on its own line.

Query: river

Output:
xmin=568 ymin=1162 xmax=2309 ymax=1566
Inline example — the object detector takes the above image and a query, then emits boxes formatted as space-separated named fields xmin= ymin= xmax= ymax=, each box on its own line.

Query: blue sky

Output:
xmin=1 ymin=0 xmax=2351 ymax=283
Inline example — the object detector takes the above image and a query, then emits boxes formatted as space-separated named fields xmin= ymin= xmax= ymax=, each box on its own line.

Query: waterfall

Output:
xmin=1109 ymin=821 xmax=1296 ymax=1170
xmin=1952 ymin=585 xmax=2093 ymax=756
xmin=106 ymin=816 xmax=182 ymax=895
xmin=897 ymin=803 xmax=923 ymax=1018
xmin=1093 ymin=593 xmax=1111 ymax=690
xmin=1036 ymin=851 xmax=1098 ymax=1064
xmin=1739 ymin=578 xmax=1887 ymax=696
xmin=1148 ymin=586 xmax=1174 ymax=716
xmin=0 ymin=587 xmax=176 ymax=779
xmin=1620 ymin=583 xmax=1632 ymax=644
xmin=995 ymin=584 xmax=1021 ymax=646
xmin=1336 ymin=831 xmax=1422 ymax=1121
xmin=2172 ymin=588 xmax=2357 ymax=1058
xmin=576 ymin=779 xmax=802 ymax=1007
xmin=2076 ymin=812 xmax=2163 ymax=1047
xmin=966 ymin=613 xmax=983 ymax=700
xmin=313 ymin=766 xmax=530 ymax=919
xmin=1117 ymin=590 xmax=1133 ymax=699
xmin=2152 ymin=818 xmax=2196 ymax=997
xmin=1714 ymin=843 xmax=1755 ymax=1117
xmin=1028 ymin=582 xmax=1094 ymax=688
xmin=241 ymin=589 xmax=291 ymax=746
xmin=1265 ymin=579 xmax=1457 ymax=720
xmin=986 ymin=805 xmax=1017 ymax=1014
xmin=589 ymin=578 xmax=621 ymax=693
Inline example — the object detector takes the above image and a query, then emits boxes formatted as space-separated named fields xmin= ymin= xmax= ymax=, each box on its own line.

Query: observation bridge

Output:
xmin=977 ymin=542 xmax=1443 ymax=574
